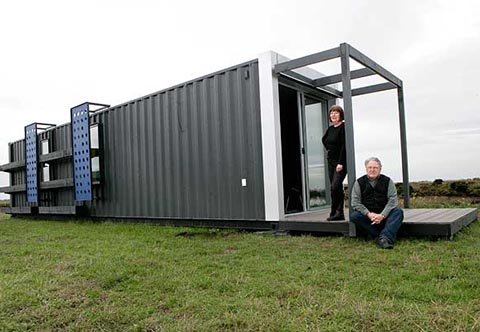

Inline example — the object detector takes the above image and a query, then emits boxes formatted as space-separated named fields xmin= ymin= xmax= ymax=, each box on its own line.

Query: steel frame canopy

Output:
xmin=273 ymin=42 xmax=410 ymax=208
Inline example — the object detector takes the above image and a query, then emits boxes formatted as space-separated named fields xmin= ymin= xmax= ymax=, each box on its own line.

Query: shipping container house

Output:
xmin=0 ymin=43 xmax=410 ymax=230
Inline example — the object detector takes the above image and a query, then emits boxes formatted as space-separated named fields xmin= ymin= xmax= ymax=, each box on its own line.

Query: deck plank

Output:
xmin=280 ymin=208 xmax=478 ymax=238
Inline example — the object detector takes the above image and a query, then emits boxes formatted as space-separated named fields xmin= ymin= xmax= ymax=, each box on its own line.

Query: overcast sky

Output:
xmin=1 ymin=0 xmax=479 ymax=198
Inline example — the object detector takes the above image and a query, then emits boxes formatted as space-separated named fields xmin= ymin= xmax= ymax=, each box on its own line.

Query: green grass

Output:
xmin=0 ymin=209 xmax=479 ymax=331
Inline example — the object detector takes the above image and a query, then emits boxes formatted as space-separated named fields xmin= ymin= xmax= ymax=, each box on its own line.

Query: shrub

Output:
xmin=395 ymin=183 xmax=414 ymax=197
xmin=467 ymin=183 xmax=480 ymax=197
xmin=433 ymin=179 xmax=443 ymax=185
xmin=450 ymin=181 xmax=468 ymax=195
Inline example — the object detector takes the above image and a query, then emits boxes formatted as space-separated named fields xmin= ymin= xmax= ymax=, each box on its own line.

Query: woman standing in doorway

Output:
xmin=322 ymin=105 xmax=347 ymax=221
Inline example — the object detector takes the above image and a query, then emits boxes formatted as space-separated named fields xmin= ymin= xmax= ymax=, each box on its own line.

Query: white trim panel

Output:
xmin=258 ymin=51 xmax=284 ymax=221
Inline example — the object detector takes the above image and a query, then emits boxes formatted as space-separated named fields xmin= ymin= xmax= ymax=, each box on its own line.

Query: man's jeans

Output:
xmin=350 ymin=208 xmax=404 ymax=242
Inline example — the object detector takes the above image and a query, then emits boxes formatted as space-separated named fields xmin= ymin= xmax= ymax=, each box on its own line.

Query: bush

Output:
xmin=395 ymin=183 xmax=414 ymax=197
xmin=398 ymin=179 xmax=480 ymax=197
xmin=396 ymin=179 xmax=480 ymax=197
xmin=450 ymin=181 xmax=468 ymax=195
xmin=467 ymin=183 xmax=480 ymax=197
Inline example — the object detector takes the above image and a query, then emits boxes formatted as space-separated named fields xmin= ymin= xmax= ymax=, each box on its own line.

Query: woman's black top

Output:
xmin=322 ymin=122 xmax=346 ymax=166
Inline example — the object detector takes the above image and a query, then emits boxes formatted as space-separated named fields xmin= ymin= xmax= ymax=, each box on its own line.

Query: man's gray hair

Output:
xmin=365 ymin=157 xmax=382 ymax=168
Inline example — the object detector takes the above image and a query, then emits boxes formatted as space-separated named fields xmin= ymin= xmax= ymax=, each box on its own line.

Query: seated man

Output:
xmin=350 ymin=157 xmax=404 ymax=249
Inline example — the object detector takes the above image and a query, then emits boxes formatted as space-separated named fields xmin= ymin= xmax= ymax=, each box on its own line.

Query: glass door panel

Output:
xmin=304 ymin=97 xmax=327 ymax=209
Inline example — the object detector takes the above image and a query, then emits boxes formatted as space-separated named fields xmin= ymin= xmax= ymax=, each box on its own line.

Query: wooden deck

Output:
xmin=279 ymin=208 xmax=478 ymax=239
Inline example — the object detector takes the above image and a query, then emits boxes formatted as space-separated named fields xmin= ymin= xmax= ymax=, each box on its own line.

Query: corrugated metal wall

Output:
xmin=9 ymin=140 xmax=26 ymax=207
xmin=50 ymin=125 xmax=74 ymax=206
xmin=93 ymin=61 xmax=264 ymax=220
xmin=7 ymin=60 xmax=265 ymax=221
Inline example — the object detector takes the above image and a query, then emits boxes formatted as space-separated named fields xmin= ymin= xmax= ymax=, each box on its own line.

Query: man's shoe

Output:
xmin=326 ymin=212 xmax=345 ymax=221
xmin=375 ymin=236 xmax=394 ymax=249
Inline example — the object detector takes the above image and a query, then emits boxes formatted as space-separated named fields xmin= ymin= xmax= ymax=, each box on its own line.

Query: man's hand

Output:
xmin=336 ymin=164 xmax=343 ymax=172
xmin=367 ymin=212 xmax=385 ymax=224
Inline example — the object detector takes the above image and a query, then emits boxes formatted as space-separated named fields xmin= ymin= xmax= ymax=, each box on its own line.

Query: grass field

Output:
xmin=0 ymin=205 xmax=479 ymax=331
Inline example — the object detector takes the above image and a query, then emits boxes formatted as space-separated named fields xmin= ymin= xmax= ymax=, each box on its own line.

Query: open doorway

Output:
xmin=279 ymin=85 xmax=303 ymax=213
xmin=279 ymin=84 xmax=329 ymax=215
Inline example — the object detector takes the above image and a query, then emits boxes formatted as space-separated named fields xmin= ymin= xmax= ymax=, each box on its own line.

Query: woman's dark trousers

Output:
xmin=327 ymin=160 xmax=347 ymax=217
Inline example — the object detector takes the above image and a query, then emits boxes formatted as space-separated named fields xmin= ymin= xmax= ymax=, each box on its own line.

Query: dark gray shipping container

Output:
xmin=0 ymin=44 xmax=410 ymax=229
xmin=94 ymin=60 xmax=264 ymax=221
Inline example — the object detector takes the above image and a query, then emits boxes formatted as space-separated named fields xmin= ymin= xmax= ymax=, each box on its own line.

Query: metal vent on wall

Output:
xmin=70 ymin=102 xmax=109 ymax=202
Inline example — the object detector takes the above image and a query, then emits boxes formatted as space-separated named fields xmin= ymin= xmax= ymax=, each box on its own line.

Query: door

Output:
xmin=279 ymin=84 xmax=329 ymax=214
xmin=302 ymin=94 xmax=327 ymax=209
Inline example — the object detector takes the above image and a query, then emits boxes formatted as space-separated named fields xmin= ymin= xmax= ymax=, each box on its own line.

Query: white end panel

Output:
xmin=258 ymin=51 xmax=284 ymax=221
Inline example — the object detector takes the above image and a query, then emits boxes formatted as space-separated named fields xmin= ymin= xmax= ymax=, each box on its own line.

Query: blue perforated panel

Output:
xmin=25 ymin=124 xmax=38 ymax=203
xmin=71 ymin=103 xmax=92 ymax=201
